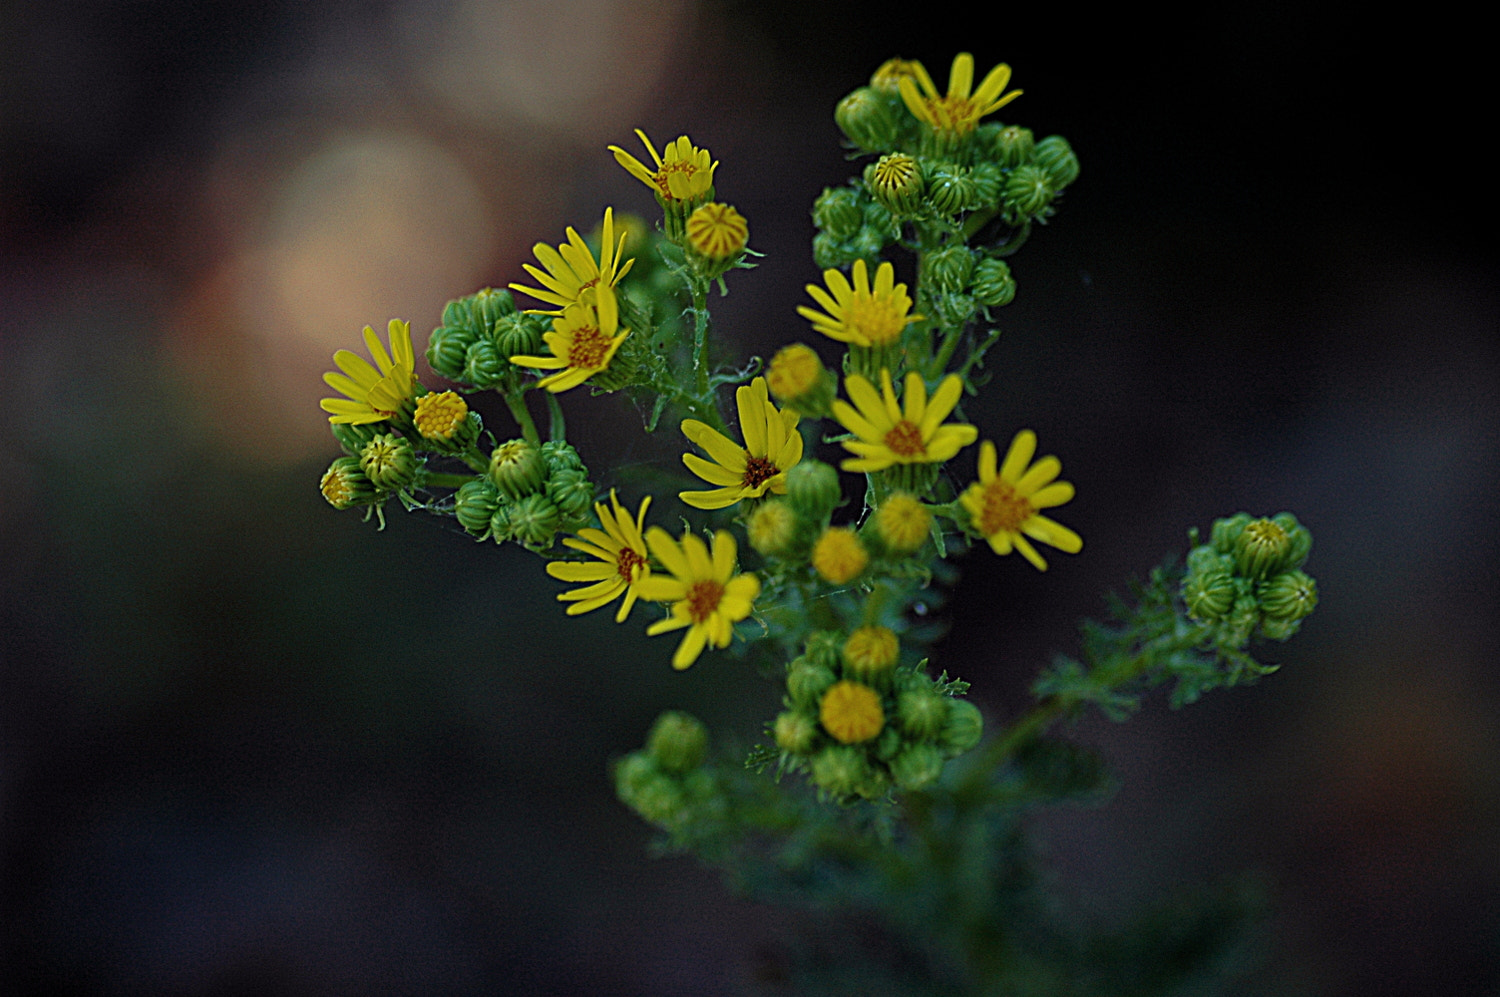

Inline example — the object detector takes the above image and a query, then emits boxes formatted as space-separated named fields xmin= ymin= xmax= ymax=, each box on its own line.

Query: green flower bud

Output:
xmin=931 ymin=291 xmax=978 ymax=329
xmin=546 ymin=469 xmax=595 ymax=526
xmin=358 ymin=433 xmax=418 ymax=492
xmin=786 ymin=460 xmax=842 ymax=520
xmin=786 ymin=658 xmax=838 ymax=709
xmin=1183 ymin=559 xmax=1238 ymax=621
xmin=1034 ymin=135 xmax=1081 ymax=189
xmin=425 ymin=322 xmax=473 ymax=381
xmin=921 ymin=244 xmax=975 ymax=296
xmin=628 ymin=772 xmax=688 ymax=827
xmin=1234 ymin=516 xmax=1298 ymax=579
xmin=849 ymin=228 xmax=889 ymax=265
xmin=488 ymin=439 xmax=546 ymax=499
xmin=969 ymin=162 xmax=1003 ymax=206
xmin=453 ymin=478 xmax=500 ymax=536
xmin=810 ymin=745 xmax=879 ymax=800
xmin=835 ymin=86 xmax=900 ymax=153
xmin=774 ymin=710 xmax=820 ymax=755
xmin=926 ymin=164 xmax=976 ymax=216
xmin=939 ymin=698 xmax=984 ymax=757
xmin=803 ymin=631 xmax=843 ymax=673
xmin=488 ymin=500 xmax=515 ymax=543
xmin=330 ymin=421 xmax=384 ymax=457
xmin=1257 ymin=616 xmax=1302 ymax=641
xmin=991 ymin=124 xmax=1035 ymax=168
xmin=493 ymin=311 xmax=547 ymax=359
xmin=812 ymin=186 xmax=865 ymax=240
xmin=864 ymin=154 xmax=924 ymax=216
xmin=462 ymin=339 xmax=506 ymax=389
xmin=468 ymin=286 xmax=517 ymax=332
xmin=646 ymin=711 xmax=709 ymax=774
xmin=1259 ymin=569 xmax=1318 ymax=622
xmin=1210 ymin=513 xmax=1255 ymax=554
xmin=1274 ymin=512 xmax=1313 ymax=570
xmin=747 ymin=499 xmax=802 ymax=558
xmin=1217 ymin=593 xmax=1262 ymax=649
xmin=896 ymin=685 xmax=948 ymax=741
xmin=320 ymin=456 xmax=377 ymax=509
xmin=508 ymin=492 xmax=560 ymax=548
xmin=1002 ymin=165 xmax=1054 ymax=222
xmin=970 ymin=258 xmax=1017 ymax=308
xmin=614 ymin=752 xmax=657 ymax=800
xmin=812 ymin=231 xmax=853 ymax=270
xmin=891 ymin=743 xmax=945 ymax=791
xmin=540 ymin=439 xmax=585 ymax=475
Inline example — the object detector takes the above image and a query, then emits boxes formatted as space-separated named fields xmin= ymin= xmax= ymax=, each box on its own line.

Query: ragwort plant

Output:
xmin=317 ymin=53 xmax=1318 ymax=994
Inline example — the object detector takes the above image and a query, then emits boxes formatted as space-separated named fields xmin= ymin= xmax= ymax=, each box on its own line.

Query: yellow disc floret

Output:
xmin=413 ymin=390 xmax=469 ymax=441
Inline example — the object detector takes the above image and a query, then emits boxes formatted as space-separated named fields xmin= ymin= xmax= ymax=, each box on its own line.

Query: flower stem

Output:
xmin=503 ymin=386 xmax=541 ymax=447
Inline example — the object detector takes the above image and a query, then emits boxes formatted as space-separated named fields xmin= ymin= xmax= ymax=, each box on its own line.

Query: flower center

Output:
xmin=566 ymin=323 xmax=610 ymax=369
xmin=685 ymin=579 xmax=724 ymax=623
xmin=655 ymin=161 xmax=699 ymax=199
xmin=926 ymin=96 xmax=981 ymax=134
xmin=742 ymin=454 xmax=780 ymax=489
xmin=616 ymin=546 xmax=646 ymax=583
xmin=845 ymin=294 xmax=908 ymax=345
xmin=882 ymin=420 xmax=927 ymax=458
xmin=975 ymin=479 xmax=1035 ymax=537
xmin=413 ymin=390 xmax=468 ymax=440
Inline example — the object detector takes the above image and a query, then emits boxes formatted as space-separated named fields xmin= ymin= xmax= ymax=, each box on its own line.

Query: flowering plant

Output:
xmin=316 ymin=53 xmax=1317 ymax=992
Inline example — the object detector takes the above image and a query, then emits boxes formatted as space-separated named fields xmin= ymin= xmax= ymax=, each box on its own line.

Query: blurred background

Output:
xmin=2 ymin=2 xmax=1496 ymax=994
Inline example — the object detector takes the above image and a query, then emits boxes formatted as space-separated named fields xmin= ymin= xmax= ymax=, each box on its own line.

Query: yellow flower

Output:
xmin=546 ymin=491 xmax=653 ymax=622
xmin=831 ymin=370 xmax=977 ymax=472
xmin=636 ymin=528 xmax=759 ymax=670
xmin=509 ymin=284 xmax=629 ymax=393
xmin=685 ymin=202 xmax=748 ymax=261
xmin=820 ymin=680 xmax=884 ymax=744
xmin=320 ymin=319 xmax=418 ymax=424
xmin=811 ymin=527 xmax=868 ymax=585
xmin=509 ymin=207 xmax=634 ymax=315
xmin=609 ymin=129 xmax=717 ymax=202
xmin=797 ymin=259 xmax=919 ymax=348
xmin=959 ymin=430 xmax=1082 ymax=571
xmin=412 ymin=390 xmax=468 ymax=441
xmin=898 ymin=52 xmax=1021 ymax=138
xmin=679 ymin=377 xmax=803 ymax=510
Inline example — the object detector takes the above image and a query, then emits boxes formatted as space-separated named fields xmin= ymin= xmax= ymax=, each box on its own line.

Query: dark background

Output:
xmin=3 ymin=3 xmax=1496 ymax=994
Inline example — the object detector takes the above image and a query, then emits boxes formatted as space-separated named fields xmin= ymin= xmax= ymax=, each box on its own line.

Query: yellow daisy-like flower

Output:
xmin=320 ymin=319 xmax=418 ymax=424
xmin=679 ymin=377 xmax=803 ymax=510
xmin=959 ymin=430 xmax=1082 ymax=571
xmin=831 ymin=370 xmax=977 ymax=472
xmin=636 ymin=528 xmax=760 ymax=670
xmin=609 ymin=129 xmax=717 ymax=203
xmin=546 ymin=491 xmax=653 ymax=622
xmin=898 ymin=52 xmax=1022 ymax=138
xmin=509 ymin=284 xmax=629 ymax=393
xmin=869 ymin=57 xmax=926 ymax=94
xmin=509 ymin=207 xmax=634 ymax=315
xmin=797 ymin=259 xmax=919 ymax=348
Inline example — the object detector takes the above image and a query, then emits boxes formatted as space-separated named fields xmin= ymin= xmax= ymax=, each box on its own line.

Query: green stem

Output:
xmin=689 ymin=275 xmax=712 ymax=399
xmin=422 ymin=471 xmax=478 ymax=489
xmin=503 ymin=387 xmax=541 ymax=447
xmin=546 ymin=392 xmax=567 ymax=441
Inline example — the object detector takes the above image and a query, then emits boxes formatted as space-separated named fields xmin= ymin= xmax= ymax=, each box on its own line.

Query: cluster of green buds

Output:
xmin=1183 ymin=513 xmax=1318 ymax=644
xmin=614 ymin=711 xmax=724 ymax=832
xmin=818 ymin=54 xmax=1079 ymax=332
xmin=772 ymin=629 xmax=981 ymax=800
xmin=425 ymin=287 xmax=547 ymax=391
xmin=453 ymin=438 xmax=595 ymax=550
